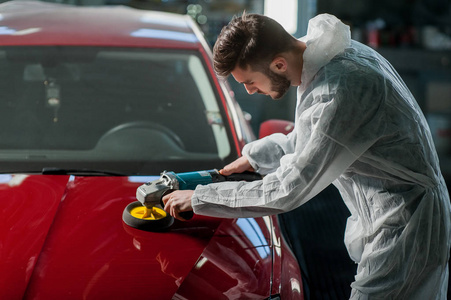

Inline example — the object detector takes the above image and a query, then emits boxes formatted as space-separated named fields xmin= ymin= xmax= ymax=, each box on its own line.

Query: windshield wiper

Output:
xmin=41 ymin=167 xmax=126 ymax=176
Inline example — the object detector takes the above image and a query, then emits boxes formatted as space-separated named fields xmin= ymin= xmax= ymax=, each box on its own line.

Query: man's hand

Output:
xmin=220 ymin=155 xmax=254 ymax=176
xmin=162 ymin=190 xmax=194 ymax=221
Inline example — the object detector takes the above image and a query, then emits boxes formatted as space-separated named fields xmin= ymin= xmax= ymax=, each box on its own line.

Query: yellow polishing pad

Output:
xmin=130 ymin=206 xmax=167 ymax=220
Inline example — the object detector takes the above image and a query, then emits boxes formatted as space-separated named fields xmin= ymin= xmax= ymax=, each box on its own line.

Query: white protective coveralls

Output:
xmin=192 ymin=14 xmax=451 ymax=299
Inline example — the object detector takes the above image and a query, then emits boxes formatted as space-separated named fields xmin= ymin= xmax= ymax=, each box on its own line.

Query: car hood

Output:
xmin=0 ymin=175 xmax=272 ymax=299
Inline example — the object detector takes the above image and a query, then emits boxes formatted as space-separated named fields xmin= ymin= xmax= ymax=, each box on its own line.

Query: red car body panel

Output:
xmin=0 ymin=175 xmax=69 ymax=300
xmin=0 ymin=2 xmax=197 ymax=48
xmin=0 ymin=2 xmax=303 ymax=299
xmin=23 ymin=176 xmax=223 ymax=299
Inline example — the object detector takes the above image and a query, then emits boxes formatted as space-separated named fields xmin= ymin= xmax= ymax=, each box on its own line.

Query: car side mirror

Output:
xmin=258 ymin=119 xmax=294 ymax=139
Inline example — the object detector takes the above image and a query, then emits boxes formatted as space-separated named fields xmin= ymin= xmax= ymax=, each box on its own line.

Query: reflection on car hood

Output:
xmin=0 ymin=175 xmax=272 ymax=299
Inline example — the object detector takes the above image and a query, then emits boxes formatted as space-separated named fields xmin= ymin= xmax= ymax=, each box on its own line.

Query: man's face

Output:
xmin=231 ymin=66 xmax=291 ymax=100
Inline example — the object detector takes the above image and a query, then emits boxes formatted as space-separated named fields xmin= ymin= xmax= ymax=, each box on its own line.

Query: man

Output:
xmin=163 ymin=13 xmax=451 ymax=298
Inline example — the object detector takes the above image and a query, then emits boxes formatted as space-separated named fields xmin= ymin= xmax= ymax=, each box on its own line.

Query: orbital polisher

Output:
xmin=122 ymin=169 xmax=262 ymax=231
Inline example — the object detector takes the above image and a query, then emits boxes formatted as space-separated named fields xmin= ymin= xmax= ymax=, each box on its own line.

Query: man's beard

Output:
xmin=266 ymin=69 xmax=291 ymax=100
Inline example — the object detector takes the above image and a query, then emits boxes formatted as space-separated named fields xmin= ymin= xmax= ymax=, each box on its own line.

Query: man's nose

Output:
xmin=244 ymin=84 xmax=257 ymax=95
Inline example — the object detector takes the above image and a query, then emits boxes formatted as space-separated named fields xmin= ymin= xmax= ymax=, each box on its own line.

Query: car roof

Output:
xmin=0 ymin=0 xmax=203 ymax=49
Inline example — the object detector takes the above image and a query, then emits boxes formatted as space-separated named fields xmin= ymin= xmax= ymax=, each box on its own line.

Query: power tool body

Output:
xmin=123 ymin=169 xmax=262 ymax=231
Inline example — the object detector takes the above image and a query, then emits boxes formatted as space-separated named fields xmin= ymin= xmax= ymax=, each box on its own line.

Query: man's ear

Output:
xmin=269 ymin=57 xmax=288 ymax=74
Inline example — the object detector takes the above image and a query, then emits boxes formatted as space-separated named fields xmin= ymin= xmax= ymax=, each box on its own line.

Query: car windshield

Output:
xmin=0 ymin=46 xmax=233 ymax=175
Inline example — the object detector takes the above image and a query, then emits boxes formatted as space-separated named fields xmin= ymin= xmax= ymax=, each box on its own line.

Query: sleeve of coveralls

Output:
xmin=242 ymin=130 xmax=297 ymax=175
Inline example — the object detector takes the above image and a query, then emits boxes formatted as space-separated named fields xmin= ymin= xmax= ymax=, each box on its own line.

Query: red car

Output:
xmin=0 ymin=1 xmax=302 ymax=299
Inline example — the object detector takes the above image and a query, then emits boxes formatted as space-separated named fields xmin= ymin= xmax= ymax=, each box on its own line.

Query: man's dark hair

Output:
xmin=213 ymin=13 xmax=296 ymax=77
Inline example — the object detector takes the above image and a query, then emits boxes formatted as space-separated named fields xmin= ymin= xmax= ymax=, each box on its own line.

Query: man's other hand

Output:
xmin=220 ymin=155 xmax=254 ymax=176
